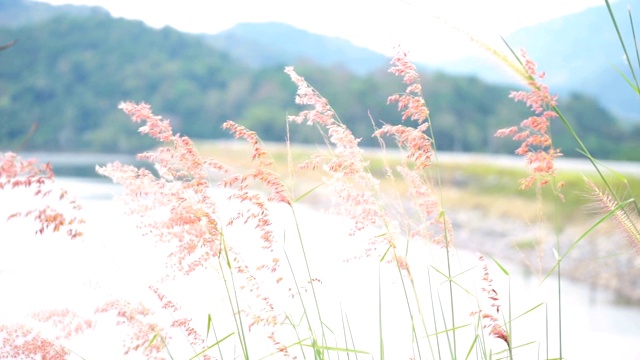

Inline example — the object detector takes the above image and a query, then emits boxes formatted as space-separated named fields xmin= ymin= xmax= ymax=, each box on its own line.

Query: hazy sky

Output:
xmin=38 ymin=0 xmax=612 ymax=64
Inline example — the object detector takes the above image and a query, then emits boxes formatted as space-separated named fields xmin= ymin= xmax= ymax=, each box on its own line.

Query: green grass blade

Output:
xmin=426 ymin=268 xmax=443 ymax=359
xmin=294 ymin=182 xmax=326 ymax=203
xmin=289 ymin=207 xmax=328 ymax=355
xmin=605 ymin=0 xmax=640 ymax=90
xmin=345 ymin=312 xmax=359 ymax=360
xmin=393 ymin=254 xmax=425 ymax=359
xmin=575 ymin=148 xmax=631 ymax=181
xmin=221 ymin=232 xmax=232 ymax=269
xmin=429 ymin=265 xmax=474 ymax=296
xmin=379 ymin=243 xmax=393 ymax=263
xmin=628 ymin=6 xmax=640 ymax=75
xmin=500 ymin=36 xmax=534 ymax=83
xmin=427 ymin=323 xmax=471 ymax=337
xmin=258 ymin=338 xmax=311 ymax=360
xmin=490 ymin=256 xmax=510 ymax=276
xmin=300 ymin=344 xmax=370 ymax=354
xmin=508 ymin=302 xmax=545 ymax=324
xmin=464 ymin=335 xmax=479 ymax=360
xmin=283 ymin=313 xmax=309 ymax=358
xmin=205 ymin=313 xmax=225 ymax=360
xmin=321 ymin=320 xmax=335 ymax=335
xmin=339 ymin=305 xmax=353 ymax=360
xmin=378 ymin=265 xmax=385 ymax=360
xmin=188 ymin=332 xmax=235 ymax=360
xmin=436 ymin=285 xmax=454 ymax=358
xmin=492 ymin=341 xmax=537 ymax=358
xmin=283 ymin=238 xmax=314 ymax=360
xmin=611 ymin=65 xmax=640 ymax=94
xmin=218 ymin=253 xmax=249 ymax=359
xmin=205 ymin=314 xmax=212 ymax=341
xmin=542 ymin=198 xmax=635 ymax=282
xmin=147 ymin=333 xmax=159 ymax=349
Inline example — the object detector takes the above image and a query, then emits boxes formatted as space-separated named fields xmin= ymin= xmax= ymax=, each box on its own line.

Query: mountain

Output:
xmin=0 ymin=0 xmax=108 ymax=27
xmin=438 ymin=1 xmax=640 ymax=121
xmin=0 ymin=13 xmax=249 ymax=152
xmin=201 ymin=22 xmax=389 ymax=75
xmin=0 ymin=1 xmax=637 ymax=160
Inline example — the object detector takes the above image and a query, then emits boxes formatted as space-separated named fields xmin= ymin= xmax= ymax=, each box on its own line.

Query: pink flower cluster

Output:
xmin=0 ymin=323 xmax=69 ymax=359
xmin=374 ymin=48 xmax=451 ymax=245
xmin=285 ymin=66 xmax=389 ymax=242
xmin=495 ymin=49 xmax=562 ymax=189
xmin=386 ymin=48 xmax=430 ymax=124
xmin=284 ymin=66 xmax=335 ymax=127
xmin=94 ymin=299 xmax=166 ymax=357
xmin=374 ymin=48 xmax=433 ymax=170
xmin=1 ymin=152 xmax=83 ymax=239
xmin=96 ymin=102 xmax=291 ymax=356
xmin=0 ymin=309 xmax=93 ymax=360
xmin=96 ymin=102 xmax=246 ymax=276
xmin=473 ymin=255 xmax=509 ymax=347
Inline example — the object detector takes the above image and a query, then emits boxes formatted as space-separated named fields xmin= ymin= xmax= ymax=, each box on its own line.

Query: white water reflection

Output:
xmin=1 ymin=177 xmax=639 ymax=359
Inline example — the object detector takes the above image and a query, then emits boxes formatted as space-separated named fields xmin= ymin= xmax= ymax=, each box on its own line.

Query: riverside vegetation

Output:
xmin=1 ymin=2 xmax=640 ymax=359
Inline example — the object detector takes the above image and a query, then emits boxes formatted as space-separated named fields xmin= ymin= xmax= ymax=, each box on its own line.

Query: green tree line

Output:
xmin=0 ymin=14 xmax=637 ymax=159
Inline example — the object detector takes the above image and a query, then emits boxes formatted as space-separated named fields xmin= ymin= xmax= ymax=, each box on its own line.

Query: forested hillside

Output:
xmin=0 ymin=11 xmax=637 ymax=159
xmin=0 ymin=0 xmax=107 ymax=27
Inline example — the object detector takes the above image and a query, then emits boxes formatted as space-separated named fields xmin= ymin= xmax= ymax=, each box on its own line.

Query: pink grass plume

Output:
xmin=495 ymin=49 xmax=562 ymax=190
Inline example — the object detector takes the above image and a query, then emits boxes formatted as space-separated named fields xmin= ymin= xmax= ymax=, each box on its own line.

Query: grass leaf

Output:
xmin=188 ymin=332 xmax=235 ymax=360
xmin=490 ymin=256 xmax=510 ymax=276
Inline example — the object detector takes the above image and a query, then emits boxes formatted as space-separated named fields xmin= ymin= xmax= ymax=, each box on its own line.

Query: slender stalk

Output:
xmin=290 ymin=206 xmax=327 ymax=358
xmin=208 ymin=315 xmax=225 ymax=360
xmin=545 ymin=303 xmax=549 ymax=360
xmin=339 ymin=305 xmax=352 ymax=360
xmin=628 ymin=7 xmax=640 ymax=76
xmin=344 ymin=313 xmax=359 ymax=360
xmin=394 ymin=254 xmax=425 ymax=359
xmin=507 ymin=277 xmax=513 ymax=360
xmin=427 ymin=267 xmax=443 ymax=359
xmin=378 ymin=265 xmax=385 ymax=360
xmin=282 ymin=236 xmax=312 ymax=360
xmin=553 ymin=180 xmax=562 ymax=360
xmin=444 ymin=232 xmax=457 ymax=358
xmin=218 ymin=239 xmax=250 ymax=360
xmin=426 ymin=106 xmax=457 ymax=358
xmin=605 ymin=0 xmax=640 ymax=91
xmin=437 ymin=291 xmax=455 ymax=358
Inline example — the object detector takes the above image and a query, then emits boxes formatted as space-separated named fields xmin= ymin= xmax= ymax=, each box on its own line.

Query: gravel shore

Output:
xmin=450 ymin=207 xmax=640 ymax=304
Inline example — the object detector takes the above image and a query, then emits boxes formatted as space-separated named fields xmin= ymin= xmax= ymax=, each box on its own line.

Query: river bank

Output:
xmin=13 ymin=145 xmax=640 ymax=303
xmin=449 ymin=206 xmax=640 ymax=304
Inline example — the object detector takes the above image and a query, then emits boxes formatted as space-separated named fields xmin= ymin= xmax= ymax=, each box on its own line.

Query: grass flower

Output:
xmin=495 ymin=49 xmax=562 ymax=189
xmin=94 ymin=299 xmax=166 ymax=357
xmin=97 ymin=102 xmax=225 ymax=276
xmin=1 ymin=152 xmax=84 ymax=239
xmin=0 ymin=308 xmax=93 ymax=360
xmin=474 ymin=255 xmax=510 ymax=348
xmin=585 ymin=177 xmax=640 ymax=251
xmin=376 ymin=48 xmax=433 ymax=170
xmin=97 ymin=102 xmax=293 ymax=357
xmin=285 ymin=66 xmax=395 ymax=256
xmin=0 ymin=323 xmax=70 ymax=360
xmin=374 ymin=48 xmax=451 ymax=246
xmin=386 ymin=47 xmax=430 ymax=124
